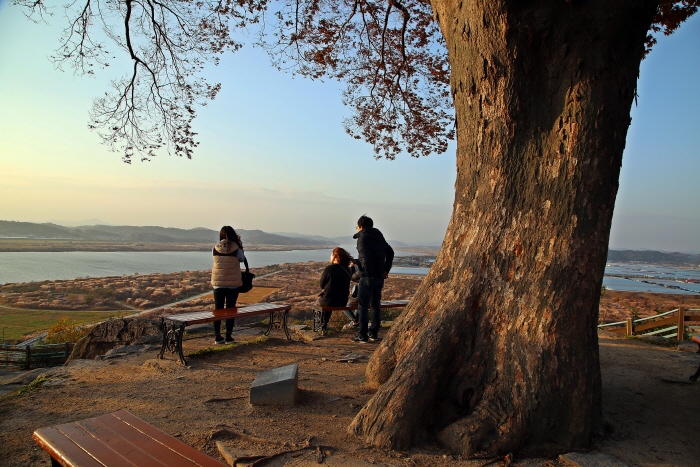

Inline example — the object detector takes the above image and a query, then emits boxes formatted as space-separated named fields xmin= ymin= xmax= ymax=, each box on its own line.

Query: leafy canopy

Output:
xmin=14 ymin=0 xmax=697 ymax=162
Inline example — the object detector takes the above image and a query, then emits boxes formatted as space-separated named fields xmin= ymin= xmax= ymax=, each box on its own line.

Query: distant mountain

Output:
xmin=238 ymin=229 xmax=334 ymax=247
xmin=49 ymin=218 xmax=111 ymax=227
xmin=0 ymin=221 xmax=333 ymax=247
xmin=607 ymin=250 xmax=700 ymax=266
xmin=273 ymin=231 xmax=427 ymax=248
xmin=0 ymin=221 xmax=75 ymax=238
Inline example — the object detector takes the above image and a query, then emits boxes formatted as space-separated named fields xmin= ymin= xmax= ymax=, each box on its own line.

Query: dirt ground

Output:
xmin=1 ymin=326 xmax=699 ymax=467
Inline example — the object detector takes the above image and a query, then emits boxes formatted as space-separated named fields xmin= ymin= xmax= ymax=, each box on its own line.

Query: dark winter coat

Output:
xmin=318 ymin=264 xmax=353 ymax=307
xmin=353 ymin=227 xmax=394 ymax=279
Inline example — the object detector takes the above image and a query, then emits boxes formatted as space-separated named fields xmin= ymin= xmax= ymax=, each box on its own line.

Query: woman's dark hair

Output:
xmin=219 ymin=226 xmax=242 ymax=248
xmin=332 ymin=247 xmax=353 ymax=267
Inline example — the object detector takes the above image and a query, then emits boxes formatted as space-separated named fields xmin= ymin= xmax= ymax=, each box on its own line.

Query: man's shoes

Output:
xmin=214 ymin=336 xmax=225 ymax=345
xmin=224 ymin=336 xmax=234 ymax=344
xmin=352 ymin=336 xmax=368 ymax=343
xmin=342 ymin=321 xmax=359 ymax=330
xmin=368 ymin=335 xmax=380 ymax=342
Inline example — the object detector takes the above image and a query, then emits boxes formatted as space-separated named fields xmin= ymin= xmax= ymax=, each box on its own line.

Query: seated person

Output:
xmin=318 ymin=247 xmax=354 ymax=330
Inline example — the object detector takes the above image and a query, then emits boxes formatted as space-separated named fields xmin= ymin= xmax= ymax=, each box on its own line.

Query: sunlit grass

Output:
xmin=0 ymin=308 xmax=132 ymax=343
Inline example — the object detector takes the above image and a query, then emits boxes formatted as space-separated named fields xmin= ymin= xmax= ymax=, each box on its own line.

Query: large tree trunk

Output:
xmin=350 ymin=0 xmax=658 ymax=457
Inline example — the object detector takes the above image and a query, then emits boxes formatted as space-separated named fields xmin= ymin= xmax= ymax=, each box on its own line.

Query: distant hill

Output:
xmin=607 ymin=250 xmax=700 ymax=266
xmin=0 ymin=221 xmax=333 ymax=247
xmin=273 ymin=232 xmax=418 ymax=248
xmin=0 ymin=221 xmax=75 ymax=238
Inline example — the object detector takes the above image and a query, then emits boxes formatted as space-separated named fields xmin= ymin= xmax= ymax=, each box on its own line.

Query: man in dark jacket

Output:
xmin=352 ymin=215 xmax=394 ymax=343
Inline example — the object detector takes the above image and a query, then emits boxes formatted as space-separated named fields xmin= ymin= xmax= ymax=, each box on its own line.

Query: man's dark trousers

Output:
xmin=357 ymin=276 xmax=384 ymax=339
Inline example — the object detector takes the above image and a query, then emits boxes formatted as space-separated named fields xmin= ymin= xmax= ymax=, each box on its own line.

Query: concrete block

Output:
xmin=560 ymin=452 xmax=629 ymax=467
xmin=250 ymin=364 xmax=298 ymax=406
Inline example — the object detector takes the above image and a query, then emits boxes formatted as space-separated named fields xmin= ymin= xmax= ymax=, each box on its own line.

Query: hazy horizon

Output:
xmin=2 ymin=218 xmax=699 ymax=253
xmin=1 ymin=2 xmax=698 ymax=253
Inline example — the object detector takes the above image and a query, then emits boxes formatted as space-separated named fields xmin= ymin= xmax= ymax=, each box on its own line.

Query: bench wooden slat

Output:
xmin=166 ymin=303 xmax=291 ymax=325
xmin=33 ymin=411 xmax=227 ymax=467
xmin=33 ymin=426 xmax=106 ymax=467
xmin=53 ymin=422 xmax=139 ymax=467
xmin=78 ymin=415 xmax=206 ymax=467
xmin=110 ymin=411 xmax=226 ymax=467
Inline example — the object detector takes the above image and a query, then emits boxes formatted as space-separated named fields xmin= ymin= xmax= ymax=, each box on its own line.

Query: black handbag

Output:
xmin=239 ymin=258 xmax=255 ymax=293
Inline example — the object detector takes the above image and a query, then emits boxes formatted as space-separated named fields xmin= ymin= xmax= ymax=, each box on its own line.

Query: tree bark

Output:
xmin=349 ymin=0 xmax=658 ymax=457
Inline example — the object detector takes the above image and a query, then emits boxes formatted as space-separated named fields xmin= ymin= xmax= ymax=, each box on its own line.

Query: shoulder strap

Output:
xmin=242 ymin=249 xmax=250 ymax=273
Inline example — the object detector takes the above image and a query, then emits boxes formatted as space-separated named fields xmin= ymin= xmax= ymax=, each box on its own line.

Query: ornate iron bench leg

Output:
xmin=263 ymin=311 xmax=292 ymax=340
xmin=176 ymin=323 xmax=186 ymax=365
xmin=282 ymin=310 xmax=291 ymax=340
xmin=265 ymin=312 xmax=274 ymax=336
xmin=158 ymin=318 xmax=167 ymax=359
xmin=159 ymin=320 xmax=187 ymax=365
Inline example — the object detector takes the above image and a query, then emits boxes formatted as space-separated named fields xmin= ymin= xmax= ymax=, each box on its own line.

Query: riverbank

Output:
xmin=0 ymin=262 xmax=418 ymax=343
xmin=0 ymin=238 xmax=332 ymax=252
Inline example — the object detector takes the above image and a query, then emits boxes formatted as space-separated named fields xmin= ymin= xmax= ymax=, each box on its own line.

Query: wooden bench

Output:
xmin=310 ymin=300 xmax=410 ymax=332
xmin=691 ymin=335 xmax=700 ymax=382
xmin=158 ymin=303 xmax=292 ymax=364
xmin=33 ymin=409 xmax=226 ymax=467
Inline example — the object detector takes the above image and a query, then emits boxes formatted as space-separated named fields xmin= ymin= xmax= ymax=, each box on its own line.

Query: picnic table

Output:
xmin=158 ymin=302 xmax=292 ymax=364
xmin=310 ymin=300 xmax=409 ymax=332
xmin=33 ymin=409 xmax=226 ymax=467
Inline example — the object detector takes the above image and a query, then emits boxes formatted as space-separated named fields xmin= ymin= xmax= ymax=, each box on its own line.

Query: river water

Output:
xmin=0 ymin=251 xmax=698 ymax=294
xmin=0 ymin=248 xmax=426 ymax=284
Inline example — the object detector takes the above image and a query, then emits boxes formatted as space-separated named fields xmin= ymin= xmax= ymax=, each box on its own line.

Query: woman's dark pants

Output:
xmin=213 ymin=287 xmax=240 ymax=337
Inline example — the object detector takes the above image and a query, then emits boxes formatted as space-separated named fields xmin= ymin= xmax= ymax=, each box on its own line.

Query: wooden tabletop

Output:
xmin=164 ymin=303 xmax=292 ymax=326
xmin=33 ymin=410 xmax=226 ymax=467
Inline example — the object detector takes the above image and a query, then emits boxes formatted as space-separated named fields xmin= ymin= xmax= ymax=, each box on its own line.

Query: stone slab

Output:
xmin=250 ymin=364 xmax=298 ymax=406
xmin=560 ymin=452 xmax=629 ymax=467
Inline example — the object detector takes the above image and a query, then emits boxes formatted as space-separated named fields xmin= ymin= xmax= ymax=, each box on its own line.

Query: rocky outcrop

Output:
xmin=66 ymin=318 xmax=162 ymax=362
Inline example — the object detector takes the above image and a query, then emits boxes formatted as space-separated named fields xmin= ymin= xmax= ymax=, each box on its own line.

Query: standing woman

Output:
xmin=318 ymin=247 xmax=354 ymax=330
xmin=211 ymin=226 xmax=246 ymax=344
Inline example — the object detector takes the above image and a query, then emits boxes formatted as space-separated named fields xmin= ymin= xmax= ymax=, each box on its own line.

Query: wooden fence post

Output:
xmin=25 ymin=345 xmax=31 ymax=370
xmin=677 ymin=306 xmax=685 ymax=341
xmin=626 ymin=318 xmax=634 ymax=336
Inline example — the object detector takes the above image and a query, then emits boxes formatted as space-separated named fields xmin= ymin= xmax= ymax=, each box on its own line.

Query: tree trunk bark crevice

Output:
xmin=350 ymin=0 xmax=659 ymax=457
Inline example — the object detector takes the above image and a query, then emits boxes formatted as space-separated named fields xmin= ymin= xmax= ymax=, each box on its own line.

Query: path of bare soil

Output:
xmin=1 ymin=328 xmax=699 ymax=467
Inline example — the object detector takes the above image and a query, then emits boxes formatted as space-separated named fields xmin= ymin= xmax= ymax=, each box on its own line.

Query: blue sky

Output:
xmin=0 ymin=1 xmax=698 ymax=251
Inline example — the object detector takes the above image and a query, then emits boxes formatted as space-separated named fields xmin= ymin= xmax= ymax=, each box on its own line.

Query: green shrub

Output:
xmin=44 ymin=318 xmax=93 ymax=344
